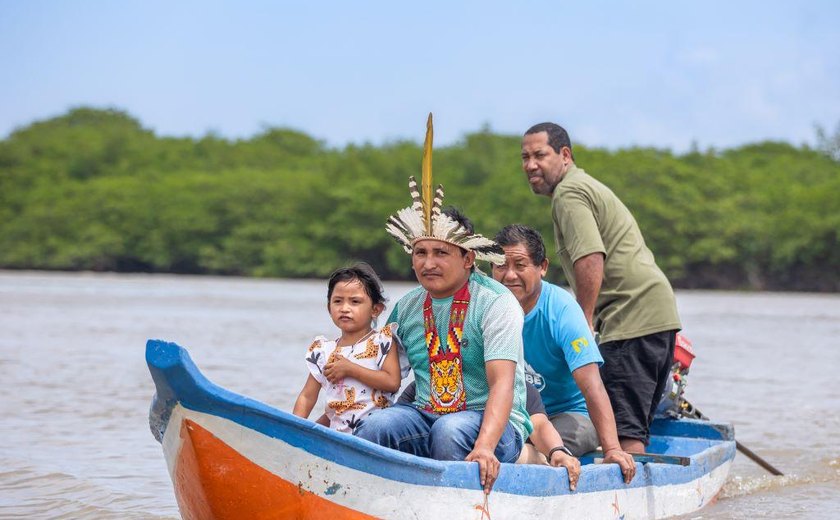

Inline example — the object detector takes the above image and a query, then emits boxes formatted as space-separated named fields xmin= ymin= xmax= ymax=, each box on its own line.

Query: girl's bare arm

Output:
xmin=292 ymin=374 xmax=322 ymax=418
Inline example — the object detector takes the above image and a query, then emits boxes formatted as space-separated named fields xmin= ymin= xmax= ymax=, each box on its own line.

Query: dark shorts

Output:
xmin=598 ymin=330 xmax=677 ymax=445
xmin=548 ymin=412 xmax=599 ymax=456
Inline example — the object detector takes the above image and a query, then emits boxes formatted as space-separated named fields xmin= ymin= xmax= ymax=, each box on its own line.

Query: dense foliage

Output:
xmin=2 ymin=108 xmax=838 ymax=291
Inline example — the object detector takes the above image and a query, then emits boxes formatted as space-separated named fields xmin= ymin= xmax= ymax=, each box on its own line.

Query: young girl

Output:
xmin=293 ymin=263 xmax=406 ymax=433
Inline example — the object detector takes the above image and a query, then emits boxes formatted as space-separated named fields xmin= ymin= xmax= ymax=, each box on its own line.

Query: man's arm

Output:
xmin=465 ymin=358 xmax=515 ymax=494
xmin=528 ymin=412 xmax=581 ymax=490
xmin=573 ymin=252 xmax=604 ymax=332
xmin=572 ymin=363 xmax=635 ymax=483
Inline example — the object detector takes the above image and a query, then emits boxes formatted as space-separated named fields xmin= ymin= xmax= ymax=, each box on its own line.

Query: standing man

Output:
xmin=520 ymin=123 xmax=682 ymax=454
xmin=355 ymin=115 xmax=532 ymax=495
xmin=492 ymin=224 xmax=634 ymax=482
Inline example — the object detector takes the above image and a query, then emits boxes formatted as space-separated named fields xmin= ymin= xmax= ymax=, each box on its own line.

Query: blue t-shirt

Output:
xmin=523 ymin=280 xmax=602 ymax=417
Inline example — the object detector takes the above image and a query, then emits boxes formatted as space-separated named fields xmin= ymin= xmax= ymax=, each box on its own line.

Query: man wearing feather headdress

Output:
xmin=354 ymin=115 xmax=533 ymax=494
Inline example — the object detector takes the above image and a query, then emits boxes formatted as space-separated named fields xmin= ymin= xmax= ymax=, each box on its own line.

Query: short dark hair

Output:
xmin=442 ymin=206 xmax=474 ymax=234
xmin=327 ymin=262 xmax=386 ymax=305
xmin=441 ymin=206 xmax=475 ymax=271
xmin=524 ymin=122 xmax=575 ymax=160
xmin=494 ymin=224 xmax=547 ymax=265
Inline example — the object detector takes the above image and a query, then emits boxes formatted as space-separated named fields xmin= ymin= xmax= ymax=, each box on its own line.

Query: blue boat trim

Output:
xmin=147 ymin=339 xmax=735 ymax=497
xmin=650 ymin=416 xmax=735 ymax=441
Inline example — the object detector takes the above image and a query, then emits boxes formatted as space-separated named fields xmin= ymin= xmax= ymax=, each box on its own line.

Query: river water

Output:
xmin=1 ymin=271 xmax=838 ymax=519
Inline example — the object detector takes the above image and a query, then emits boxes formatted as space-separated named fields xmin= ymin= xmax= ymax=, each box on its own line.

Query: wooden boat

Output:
xmin=147 ymin=339 xmax=736 ymax=520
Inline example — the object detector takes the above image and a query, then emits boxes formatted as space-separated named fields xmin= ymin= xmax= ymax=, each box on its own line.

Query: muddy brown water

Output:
xmin=1 ymin=271 xmax=837 ymax=518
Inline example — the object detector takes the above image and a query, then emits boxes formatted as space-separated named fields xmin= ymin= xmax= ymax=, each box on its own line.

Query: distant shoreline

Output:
xmin=2 ymin=268 xmax=837 ymax=294
xmin=3 ymin=108 xmax=838 ymax=293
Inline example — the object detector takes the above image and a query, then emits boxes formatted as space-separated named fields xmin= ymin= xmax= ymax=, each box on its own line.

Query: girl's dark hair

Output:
xmin=327 ymin=262 xmax=386 ymax=305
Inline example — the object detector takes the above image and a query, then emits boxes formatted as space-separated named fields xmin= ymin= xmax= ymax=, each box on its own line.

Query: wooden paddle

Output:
xmin=682 ymin=399 xmax=784 ymax=476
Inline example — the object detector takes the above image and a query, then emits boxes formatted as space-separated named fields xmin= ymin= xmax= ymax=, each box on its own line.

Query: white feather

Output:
xmin=431 ymin=213 xmax=461 ymax=239
xmin=459 ymin=235 xmax=497 ymax=250
xmin=478 ymin=251 xmax=506 ymax=265
xmin=395 ymin=206 xmax=426 ymax=239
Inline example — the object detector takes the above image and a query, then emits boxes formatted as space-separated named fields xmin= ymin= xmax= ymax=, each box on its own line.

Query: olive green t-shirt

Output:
xmin=551 ymin=165 xmax=681 ymax=342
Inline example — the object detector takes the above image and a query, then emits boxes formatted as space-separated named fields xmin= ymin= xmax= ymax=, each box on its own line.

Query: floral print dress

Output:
xmin=305 ymin=323 xmax=408 ymax=433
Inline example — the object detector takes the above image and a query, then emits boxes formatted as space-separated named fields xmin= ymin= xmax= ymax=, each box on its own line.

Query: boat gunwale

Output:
xmin=147 ymin=339 xmax=737 ymax=497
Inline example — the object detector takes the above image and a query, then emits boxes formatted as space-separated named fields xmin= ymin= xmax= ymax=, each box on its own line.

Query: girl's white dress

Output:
xmin=305 ymin=324 xmax=409 ymax=433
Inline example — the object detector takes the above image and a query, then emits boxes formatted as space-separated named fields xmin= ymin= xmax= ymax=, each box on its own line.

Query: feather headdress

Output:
xmin=385 ymin=114 xmax=505 ymax=265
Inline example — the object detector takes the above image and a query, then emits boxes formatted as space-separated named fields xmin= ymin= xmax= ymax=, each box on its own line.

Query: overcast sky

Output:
xmin=2 ymin=1 xmax=838 ymax=151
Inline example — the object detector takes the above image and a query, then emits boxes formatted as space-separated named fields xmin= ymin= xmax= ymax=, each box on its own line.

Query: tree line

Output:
xmin=1 ymin=107 xmax=838 ymax=291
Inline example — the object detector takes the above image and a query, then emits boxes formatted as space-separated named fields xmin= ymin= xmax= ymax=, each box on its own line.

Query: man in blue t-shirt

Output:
xmin=492 ymin=224 xmax=635 ymax=482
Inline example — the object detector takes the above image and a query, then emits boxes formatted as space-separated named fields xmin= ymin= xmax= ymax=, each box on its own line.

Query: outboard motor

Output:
xmin=656 ymin=333 xmax=696 ymax=418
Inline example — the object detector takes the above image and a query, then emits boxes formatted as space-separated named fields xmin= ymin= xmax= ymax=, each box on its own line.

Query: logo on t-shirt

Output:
xmin=571 ymin=337 xmax=589 ymax=353
xmin=523 ymin=361 xmax=546 ymax=391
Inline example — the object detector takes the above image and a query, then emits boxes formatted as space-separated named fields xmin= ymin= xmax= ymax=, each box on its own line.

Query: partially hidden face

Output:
xmin=328 ymin=279 xmax=382 ymax=335
xmin=492 ymin=244 xmax=546 ymax=314
xmin=521 ymin=131 xmax=569 ymax=196
xmin=411 ymin=239 xmax=474 ymax=299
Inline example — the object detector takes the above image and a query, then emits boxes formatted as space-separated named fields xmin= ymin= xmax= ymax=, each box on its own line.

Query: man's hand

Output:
xmin=465 ymin=446 xmax=501 ymax=494
xmin=548 ymin=451 xmax=581 ymax=491
xmin=602 ymin=447 xmax=636 ymax=483
xmin=323 ymin=354 xmax=354 ymax=384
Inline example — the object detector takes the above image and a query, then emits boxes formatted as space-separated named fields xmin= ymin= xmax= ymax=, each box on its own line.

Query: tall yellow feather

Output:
xmin=422 ymin=113 xmax=433 ymax=234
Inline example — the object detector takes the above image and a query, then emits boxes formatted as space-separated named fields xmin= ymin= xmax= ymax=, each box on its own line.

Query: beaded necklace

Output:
xmin=423 ymin=280 xmax=470 ymax=413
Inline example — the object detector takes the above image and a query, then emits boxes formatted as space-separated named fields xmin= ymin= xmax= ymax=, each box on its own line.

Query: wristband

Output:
xmin=548 ymin=445 xmax=573 ymax=459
